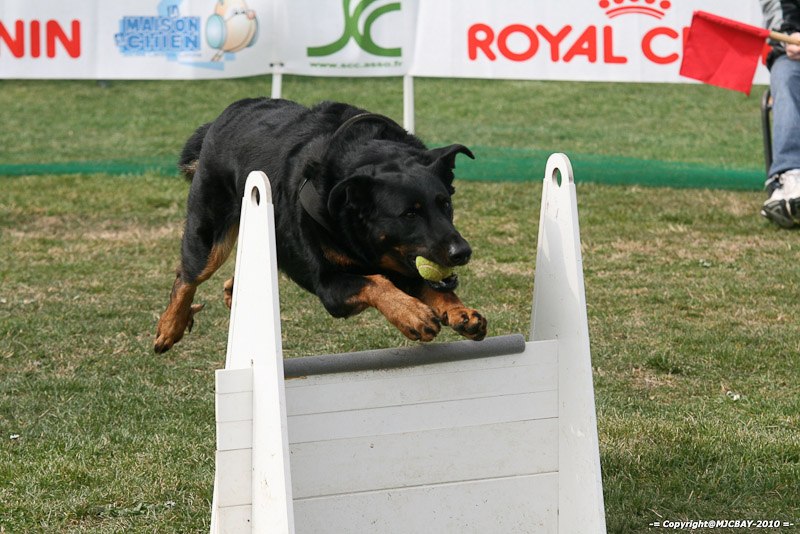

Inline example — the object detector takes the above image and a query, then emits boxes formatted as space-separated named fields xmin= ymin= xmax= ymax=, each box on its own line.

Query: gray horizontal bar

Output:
xmin=283 ymin=334 xmax=527 ymax=378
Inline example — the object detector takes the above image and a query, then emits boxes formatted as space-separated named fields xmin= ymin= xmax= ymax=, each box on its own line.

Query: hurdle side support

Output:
xmin=532 ymin=154 xmax=606 ymax=532
xmin=210 ymin=171 xmax=295 ymax=534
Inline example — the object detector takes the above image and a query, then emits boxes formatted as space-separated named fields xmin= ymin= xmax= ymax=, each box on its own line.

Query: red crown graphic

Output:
xmin=599 ymin=0 xmax=672 ymax=19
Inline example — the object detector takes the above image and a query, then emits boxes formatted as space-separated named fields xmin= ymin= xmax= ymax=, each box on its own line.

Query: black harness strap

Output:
xmin=299 ymin=177 xmax=335 ymax=233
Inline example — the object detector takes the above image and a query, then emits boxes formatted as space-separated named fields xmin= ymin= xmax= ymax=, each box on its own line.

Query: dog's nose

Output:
xmin=447 ymin=240 xmax=472 ymax=266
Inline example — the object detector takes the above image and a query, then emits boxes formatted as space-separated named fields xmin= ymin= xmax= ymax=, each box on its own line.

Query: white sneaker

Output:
xmin=780 ymin=168 xmax=800 ymax=197
xmin=761 ymin=169 xmax=800 ymax=228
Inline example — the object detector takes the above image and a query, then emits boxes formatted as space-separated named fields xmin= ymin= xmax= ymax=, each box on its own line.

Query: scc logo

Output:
xmin=308 ymin=0 xmax=401 ymax=57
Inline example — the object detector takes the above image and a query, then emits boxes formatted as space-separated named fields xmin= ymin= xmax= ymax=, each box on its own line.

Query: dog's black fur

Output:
xmin=154 ymin=98 xmax=487 ymax=353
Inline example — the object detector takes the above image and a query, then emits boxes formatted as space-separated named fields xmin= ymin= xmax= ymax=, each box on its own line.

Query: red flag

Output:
xmin=679 ymin=11 xmax=770 ymax=95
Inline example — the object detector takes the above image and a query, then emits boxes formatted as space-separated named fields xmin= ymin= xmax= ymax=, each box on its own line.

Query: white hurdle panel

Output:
xmin=209 ymin=153 xmax=606 ymax=533
xmin=282 ymin=336 xmax=559 ymax=533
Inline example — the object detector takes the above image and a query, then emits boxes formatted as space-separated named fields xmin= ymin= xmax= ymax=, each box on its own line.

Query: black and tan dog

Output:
xmin=154 ymin=98 xmax=487 ymax=353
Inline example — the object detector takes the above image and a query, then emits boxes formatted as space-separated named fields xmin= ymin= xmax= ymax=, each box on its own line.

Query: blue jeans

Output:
xmin=769 ymin=54 xmax=800 ymax=177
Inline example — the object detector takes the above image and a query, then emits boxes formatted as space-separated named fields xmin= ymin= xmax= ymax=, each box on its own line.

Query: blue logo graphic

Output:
xmin=115 ymin=1 xmax=201 ymax=56
xmin=114 ymin=0 xmax=258 ymax=71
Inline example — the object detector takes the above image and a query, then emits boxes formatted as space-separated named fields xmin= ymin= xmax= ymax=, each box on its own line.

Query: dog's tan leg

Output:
xmin=348 ymin=275 xmax=441 ymax=341
xmin=418 ymin=285 xmax=487 ymax=341
xmin=154 ymin=225 xmax=238 ymax=353
xmin=223 ymin=276 xmax=234 ymax=309
xmin=154 ymin=271 xmax=204 ymax=353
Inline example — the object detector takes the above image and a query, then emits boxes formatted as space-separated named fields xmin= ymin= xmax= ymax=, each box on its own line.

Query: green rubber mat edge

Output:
xmin=0 ymin=147 xmax=766 ymax=191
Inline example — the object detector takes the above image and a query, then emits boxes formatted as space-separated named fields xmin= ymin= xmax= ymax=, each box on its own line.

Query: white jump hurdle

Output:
xmin=209 ymin=153 xmax=606 ymax=534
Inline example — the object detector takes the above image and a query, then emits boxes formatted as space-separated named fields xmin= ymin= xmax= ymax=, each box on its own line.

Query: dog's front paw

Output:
xmin=394 ymin=301 xmax=441 ymax=342
xmin=444 ymin=307 xmax=487 ymax=341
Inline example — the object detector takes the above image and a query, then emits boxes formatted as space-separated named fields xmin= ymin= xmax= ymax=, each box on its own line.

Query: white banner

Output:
xmin=0 ymin=0 xmax=275 ymax=79
xmin=0 ymin=0 xmax=418 ymax=79
xmin=274 ymin=0 xmax=418 ymax=77
xmin=410 ymin=0 xmax=770 ymax=85
xmin=0 ymin=0 xmax=770 ymax=84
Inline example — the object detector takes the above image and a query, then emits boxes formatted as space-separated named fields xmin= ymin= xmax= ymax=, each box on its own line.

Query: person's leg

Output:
xmin=762 ymin=55 xmax=800 ymax=227
xmin=769 ymin=55 xmax=800 ymax=176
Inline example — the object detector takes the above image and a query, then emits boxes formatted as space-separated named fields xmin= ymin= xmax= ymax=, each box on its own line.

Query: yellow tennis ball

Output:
xmin=415 ymin=256 xmax=453 ymax=282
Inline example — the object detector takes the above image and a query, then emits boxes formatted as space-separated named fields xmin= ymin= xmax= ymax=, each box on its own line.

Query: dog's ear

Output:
xmin=327 ymin=175 xmax=374 ymax=215
xmin=429 ymin=144 xmax=475 ymax=170
xmin=428 ymin=144 xmax=475 ymax=194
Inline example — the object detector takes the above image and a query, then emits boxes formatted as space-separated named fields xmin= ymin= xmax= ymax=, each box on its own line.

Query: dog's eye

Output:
xmin=403 ymin=202 xmax=423 ymax=219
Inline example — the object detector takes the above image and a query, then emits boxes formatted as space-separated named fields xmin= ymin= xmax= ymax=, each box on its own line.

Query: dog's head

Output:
xmin=324 ymin=139 xmax=475 ymax=280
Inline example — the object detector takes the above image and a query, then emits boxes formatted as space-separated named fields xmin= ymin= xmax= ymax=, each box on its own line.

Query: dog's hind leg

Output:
xmin=223 ymin=276 xmax=234 ymax=309
xmin=154 ymin=269 xmax=204 ymax=354
xmin=154 ymin=224 xmax=239 ymax=353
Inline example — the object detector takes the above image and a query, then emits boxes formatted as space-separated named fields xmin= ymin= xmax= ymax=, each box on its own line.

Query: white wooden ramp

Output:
xmin=209 ymin=153 xmax=606 ymax=534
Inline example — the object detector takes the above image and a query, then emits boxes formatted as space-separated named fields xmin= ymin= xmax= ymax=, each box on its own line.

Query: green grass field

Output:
xmin=1 ymin=76 xmax=799 ymax=533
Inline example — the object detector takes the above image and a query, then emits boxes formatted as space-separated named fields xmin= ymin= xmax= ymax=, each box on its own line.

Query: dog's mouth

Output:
xmin=407 ymin=253 xmax=460 ymax=291
xmin=425 ymin=273 xmax=459 ymax=291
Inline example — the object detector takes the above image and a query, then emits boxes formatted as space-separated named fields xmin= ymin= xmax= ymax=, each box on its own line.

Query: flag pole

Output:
xmin=769 ymin=31 xmax=800 ymax=46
